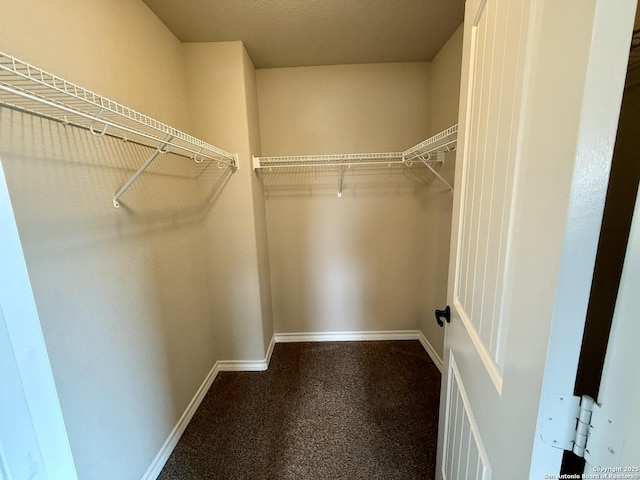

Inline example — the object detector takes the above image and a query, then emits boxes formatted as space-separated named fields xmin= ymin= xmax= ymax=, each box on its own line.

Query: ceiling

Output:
xmin=142 ymin=0 xmax=465 ymax=69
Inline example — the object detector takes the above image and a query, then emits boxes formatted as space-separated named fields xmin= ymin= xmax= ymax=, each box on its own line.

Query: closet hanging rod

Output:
xmin=0 ymin=51 xmax=238 ymax=167
xmin=253 ymin=152 xmax=404 ymax=170
xmin=0 ymin=82 xmax=238 ymax=171
xmin=0 ymin=99 xmax=201 ymax=161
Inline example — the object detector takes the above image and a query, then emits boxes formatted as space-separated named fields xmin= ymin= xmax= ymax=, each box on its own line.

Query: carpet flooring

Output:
xmin=158 ymin=340 xmax=441 ymax=480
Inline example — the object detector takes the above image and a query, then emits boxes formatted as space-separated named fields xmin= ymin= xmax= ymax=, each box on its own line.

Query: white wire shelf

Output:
xmin=402 ymin=124 xmax=458 ymax=164
xmin=0 ymin=50 xmax=238 ymax=207
xmin=253 ymin=152 xmax=406 ymax=197
xmin=253 ymin=125 xmax=458 ymax=194
xmin=253 ymin=152 xmax=405 ymax=169
xmin=403 ymin=124 xmax=458 ymax=192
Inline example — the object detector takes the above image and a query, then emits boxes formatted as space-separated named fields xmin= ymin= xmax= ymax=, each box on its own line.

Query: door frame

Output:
xmin=529 ymin=0 xmax=637 ymax=475
xmin=0 ymin=160 xmax=77 ymax=479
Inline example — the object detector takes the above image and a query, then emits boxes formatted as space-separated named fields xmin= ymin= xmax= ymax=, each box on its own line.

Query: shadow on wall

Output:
xmin=255 ymin=161 xmax=451 ymax=198
xmin=0 ymin=107 xmax=239 ymax=477
xmin=265 ymin=161 xmax=454 ymax=334
xmin=414 ymin=150 xmax=455 ymax=355
xmin=0 ymin=109 xmax=235 ymax=253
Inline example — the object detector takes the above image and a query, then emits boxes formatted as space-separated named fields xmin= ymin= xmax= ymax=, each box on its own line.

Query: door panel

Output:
xmin=455 ymin=0 xmax=527 ymax=392
xmin=442 ymin=354 xmax=491 ymax=480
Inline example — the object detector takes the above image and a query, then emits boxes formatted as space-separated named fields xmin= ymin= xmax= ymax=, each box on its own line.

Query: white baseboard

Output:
xmin=265 ymin=334 xmax=276 ymax=366
xmin=141 ymin=362 xmax=221 ymax=480
xmin=274 ymin=330 xmax=443 ymax=372
xmin=274 ymin=330 xmax=420 ymax=343
xmin=217 ymin=360 xmax=268 ymax=372
xmin=144 ymin=330 xmax=440 ymax=479
xmin=415 ymin=331 xmax=444 ymax=372
xmin=143 ymin=334 xmax=276 ymax=479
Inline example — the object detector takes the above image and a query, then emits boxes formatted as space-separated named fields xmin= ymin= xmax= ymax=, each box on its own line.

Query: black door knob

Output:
xmin=435 ymin=306 xmax=451 ymax=327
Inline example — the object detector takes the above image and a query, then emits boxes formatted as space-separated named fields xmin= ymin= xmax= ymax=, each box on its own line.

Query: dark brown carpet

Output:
xmin=158 ymin=340 xmax=441 ymax=480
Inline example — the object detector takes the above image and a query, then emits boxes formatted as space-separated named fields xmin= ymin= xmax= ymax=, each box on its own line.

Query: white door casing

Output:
xmin=584 ymin=188 xmax=640 ymax=471
xmin=437 ymin=0 xmax=636 ymax=478
xmin=529 ymin=0 xmax=637 ymax=474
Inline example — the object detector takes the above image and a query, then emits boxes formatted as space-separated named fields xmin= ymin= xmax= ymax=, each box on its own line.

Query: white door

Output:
xmin=436 ymin=0 xmax=636 ymax=478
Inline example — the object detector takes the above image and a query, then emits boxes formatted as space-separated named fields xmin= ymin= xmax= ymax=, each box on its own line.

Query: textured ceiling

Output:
xmin=143 ymin=0 xmax=465 ymax=68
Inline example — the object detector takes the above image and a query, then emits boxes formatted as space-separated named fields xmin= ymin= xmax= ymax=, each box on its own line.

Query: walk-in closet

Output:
xmin=2 ymin=0 xmax=638 ymax=479
xmin=0 ymin=1 xmax=464 ymax=478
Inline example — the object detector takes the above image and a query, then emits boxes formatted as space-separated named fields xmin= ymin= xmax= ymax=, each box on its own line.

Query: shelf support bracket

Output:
xmin=255 ymin=168 xmax=265 ymax=193
xmin=338 ymin=165 xmax=344 ymax=198
xmin=419 ymin=154 xmax=454 ymax=192
xmin=112 ymin=134 xmax=174 ymax=208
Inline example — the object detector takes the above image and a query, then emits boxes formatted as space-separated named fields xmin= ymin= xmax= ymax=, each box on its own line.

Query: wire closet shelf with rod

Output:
xmin=0 ymin=50 xmax=239 ymax=208
xmin=252 ymin=124 xmax=458 ymax=197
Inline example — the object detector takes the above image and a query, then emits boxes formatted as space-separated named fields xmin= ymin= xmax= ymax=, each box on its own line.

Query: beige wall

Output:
xmin=256 ymin=39 xmax=463 ymax=359
xmin=182 ymin=42 xmax=272 ymax=360
xmin=0 ymin=0 xmax=192 ymax=131
xmin=429 ymin=24 xmax=464 ymax=136
xmin=243 ymin=49 xmax=276 ymax=353
xmin=0 ymin=3 xmax=270 ymax=480
xmin=264 ymin=193 xmax=440 ymax=333
xmin=419 ymin=23 xmax=464 ymax=359
xmin=257 ymin=63 xmax=442 ymax=337
xmin=0 ymin=1 xmax=202 ymax=478
xmin=258 ymin=63 xmax=431 ymax=154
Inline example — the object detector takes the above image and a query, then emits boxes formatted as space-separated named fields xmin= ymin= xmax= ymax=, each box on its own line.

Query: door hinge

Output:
xmin=572 ymin=395 xmax=594 ymax=457
xmin=540 ymin=394 xmax=622 ymax=466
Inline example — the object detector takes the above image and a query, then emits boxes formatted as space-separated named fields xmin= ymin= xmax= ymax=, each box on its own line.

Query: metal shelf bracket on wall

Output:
xmin=112 ymin=134 xmax=174 ymax=208
xmin=0 ymin=50 xmax=239 ymax=207
xmin=402 ymin=125 xmax=457 ymax=192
